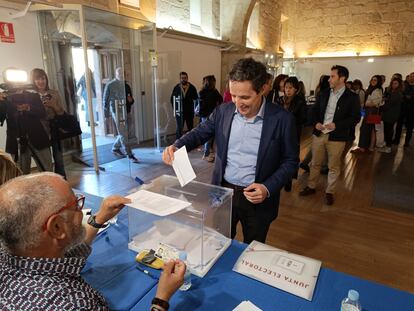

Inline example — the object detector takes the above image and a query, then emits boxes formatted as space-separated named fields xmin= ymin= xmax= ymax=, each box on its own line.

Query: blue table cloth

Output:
xmin=130 ymin=241 xmax=414 ymax=311
xmin=81 ymin=192 xmax=414 ymax=311
xmin=81 ymin=194 xmax=158 ymax=311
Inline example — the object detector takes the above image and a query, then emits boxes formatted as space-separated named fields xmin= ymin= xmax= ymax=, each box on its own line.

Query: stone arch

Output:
xmin=220 ymin=0 xmax=257 ymax=46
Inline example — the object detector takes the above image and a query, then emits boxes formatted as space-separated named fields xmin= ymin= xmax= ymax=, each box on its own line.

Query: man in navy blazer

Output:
xmin=163 ymin=58 xmax=299 ymax=243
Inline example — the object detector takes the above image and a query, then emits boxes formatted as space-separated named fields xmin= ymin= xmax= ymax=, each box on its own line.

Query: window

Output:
xmin=190 ymin=0 xmax=201 ymax=26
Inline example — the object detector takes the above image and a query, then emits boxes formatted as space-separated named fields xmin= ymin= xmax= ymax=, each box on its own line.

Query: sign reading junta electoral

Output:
xmin=0 ymin=22 xmax=15 ymax=43
xmin=233 ymin=241 xmax=322 ymax=301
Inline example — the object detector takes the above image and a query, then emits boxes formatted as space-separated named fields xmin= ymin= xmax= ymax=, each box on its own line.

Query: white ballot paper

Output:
xmin=233 ymin=241 xmax=321 ymax=301
xmin=233 ymin=301 xmax=262 ymax=311
xmin=172 ymin=146 xmax=196 ymax=187
xmin=321 ymin=125 xmax=334 ymax=134
xmin=126 ymin=190 xmax=191 ymax=216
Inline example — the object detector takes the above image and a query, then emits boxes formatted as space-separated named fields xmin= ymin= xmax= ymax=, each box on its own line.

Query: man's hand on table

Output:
xmin=155 ymin=259 xmax=186 ymax=302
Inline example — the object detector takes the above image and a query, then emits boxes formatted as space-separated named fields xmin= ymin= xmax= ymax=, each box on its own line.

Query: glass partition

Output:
xmin=154 ymin=51 xmax=182 ymax=148
xmin=37 ymin=5 xmax=155 ymax=179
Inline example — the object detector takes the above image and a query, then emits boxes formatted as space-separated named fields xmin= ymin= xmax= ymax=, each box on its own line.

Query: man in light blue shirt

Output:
xmin=162 ymin=58 xmax=299 ymax=243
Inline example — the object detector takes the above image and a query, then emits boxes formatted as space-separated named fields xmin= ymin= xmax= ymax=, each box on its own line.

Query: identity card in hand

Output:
xmin=154 ymin=243 xmax=179 ymax=262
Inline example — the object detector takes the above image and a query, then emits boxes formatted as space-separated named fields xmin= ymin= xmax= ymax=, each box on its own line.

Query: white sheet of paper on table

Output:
xmin=172 ymin=146 xmax=196 ymax=187
xmin=233 ymin=301 xmax=263 ymax=311
xmin=126 ymin=190 xmax=191 ymax=216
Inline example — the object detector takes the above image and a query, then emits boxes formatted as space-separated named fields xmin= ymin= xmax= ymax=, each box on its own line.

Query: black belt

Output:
xmin=222 ymin=180 xmax=245 ymax=192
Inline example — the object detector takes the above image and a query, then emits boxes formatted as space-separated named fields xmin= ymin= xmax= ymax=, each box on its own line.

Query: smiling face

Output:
xmin=229 ymin=80 xmax=263 ymax=119
xmin=34 ymin=76 xmax=47 ymax=92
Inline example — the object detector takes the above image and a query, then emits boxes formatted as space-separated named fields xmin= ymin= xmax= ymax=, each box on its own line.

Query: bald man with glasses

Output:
xmin=0 ymin=172 xmax=185 ymax=311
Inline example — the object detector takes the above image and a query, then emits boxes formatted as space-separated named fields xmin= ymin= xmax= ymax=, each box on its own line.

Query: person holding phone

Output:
xmin=31 ymin=68 xmax=67 ymax=178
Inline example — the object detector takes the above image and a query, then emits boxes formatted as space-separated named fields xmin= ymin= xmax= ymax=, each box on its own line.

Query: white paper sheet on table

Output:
xmin=172 ymin=146 xmax=196 ymax=187
xmin=233 ymin=301 xmax=262 ymax=311
xmin=126 ymin=190 xmax=191 ymax=216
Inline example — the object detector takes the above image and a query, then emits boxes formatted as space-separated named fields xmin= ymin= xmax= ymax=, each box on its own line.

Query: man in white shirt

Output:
xmin=299 ymin=65 xmax=360 ymax=205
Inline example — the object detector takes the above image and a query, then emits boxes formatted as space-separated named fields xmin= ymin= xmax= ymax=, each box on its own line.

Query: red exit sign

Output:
xmin=0 ymin=22 xmax=15 ymax=43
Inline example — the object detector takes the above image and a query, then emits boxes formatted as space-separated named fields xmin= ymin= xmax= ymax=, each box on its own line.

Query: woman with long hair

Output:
xmin=268 ymin=74 xmax=288 ymax=103
xmin=378 ymin=78 xmax=404 ymax=153
xmin=315 ymin=75 xmax=330 ymax=97
xmin=277 ymin=76 xmax=306 ymax=191
xmin=300 ymin=74 xmax=330 ymax=173
xmin=351 ymin=75 xmax=383 ymax=153
xmin=31 ymin=68 xmax=67 ymax=177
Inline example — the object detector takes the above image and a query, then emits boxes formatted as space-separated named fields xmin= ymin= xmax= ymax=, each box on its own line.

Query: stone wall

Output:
xmin=289 ymin=0 xmax=414 ymax=57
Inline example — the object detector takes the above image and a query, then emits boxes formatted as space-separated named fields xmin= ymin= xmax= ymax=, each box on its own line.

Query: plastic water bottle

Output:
xmin=179 ymin=252 xmax=192 ymax=291
xmin=341 ymin=290 xmax=362 ymax=311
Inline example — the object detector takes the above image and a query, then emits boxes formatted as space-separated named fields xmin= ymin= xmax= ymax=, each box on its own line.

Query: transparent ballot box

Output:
xmin=128 ymin=175 xmax=233 ymax=277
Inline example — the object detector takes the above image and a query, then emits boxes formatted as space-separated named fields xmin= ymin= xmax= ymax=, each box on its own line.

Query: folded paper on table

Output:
xmin=172 ymin=146 xmax=196 ymax=187
xmin=233 ymin=301 xmax=262 ymax=311
xmin=233 ymin=241 xmax=321 ymax=301
xmin=126 ymin=190 xmax=191 ymax=216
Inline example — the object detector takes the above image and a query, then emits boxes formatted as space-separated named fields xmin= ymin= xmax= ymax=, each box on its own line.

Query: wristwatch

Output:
xmin=151 ymin=297 xmax=169 ymax=311
xmin=87 ymin=215 xmax=108 ymax=229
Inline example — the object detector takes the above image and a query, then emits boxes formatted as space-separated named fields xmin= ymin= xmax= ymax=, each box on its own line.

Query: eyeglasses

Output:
xmin=42 ymin=194 xmax=85 ymax=231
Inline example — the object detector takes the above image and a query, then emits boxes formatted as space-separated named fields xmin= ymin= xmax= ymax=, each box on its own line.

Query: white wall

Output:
xmin=293 ymin=56 xmax=414 ymax=94
xmin=155 ymin=35 xmax=222 ymax=137
xmin=157 ymin=36 xmax=222 ymax=92
xmin=0 ymin=9 xmax=43 ymax=152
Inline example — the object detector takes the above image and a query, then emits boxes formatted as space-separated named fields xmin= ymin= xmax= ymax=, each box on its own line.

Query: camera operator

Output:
xmin=31 ymin=68 xmax=66 ymax=178
xmin=0 ymin=79 xmax=52 ymax=175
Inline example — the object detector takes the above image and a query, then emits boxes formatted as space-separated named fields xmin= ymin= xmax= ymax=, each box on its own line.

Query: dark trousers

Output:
xmin=358 ymin=122 xmax=374 ymax=149
xmin=405 ymin=122 xmax=414 ymax=145
xmin=394 ymin=114 xmax=405 ymax=144
xmin=224 ymin=182 xmax=272 ymax=244
xmin=394 ymin=117 xmax=413 ymax=146
xmin=201 ymin=117 xmax=214 ymax=156
xmin=51 ymin=139 xmax=66 ymax=178
xmin=175 ymin=114 xmax=194 ymax=139
xmin=383 ymin=121 xmax=395 ymax=147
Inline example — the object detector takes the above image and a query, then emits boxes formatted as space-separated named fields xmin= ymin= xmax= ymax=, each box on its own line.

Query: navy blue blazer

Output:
xmin=174 ymin=101 xmax=299 ymax=221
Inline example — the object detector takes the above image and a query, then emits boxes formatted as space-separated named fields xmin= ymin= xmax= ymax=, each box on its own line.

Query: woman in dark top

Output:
xmin=300 ymin=75 xmax=330 ymax=173
xmin=199 ymin=75 xmax=223 ymax=162
xmin=267 ymin=74 xmax=288 ymax=103
xmin=276 ymin=76 xmax=306 ymax=191
xmin=378 ymin=77 xmax=404 ymax=153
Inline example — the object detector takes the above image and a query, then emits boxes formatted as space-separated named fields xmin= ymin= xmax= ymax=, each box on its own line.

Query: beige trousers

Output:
xmin=307 ymin=134 xmax=345 ymax=194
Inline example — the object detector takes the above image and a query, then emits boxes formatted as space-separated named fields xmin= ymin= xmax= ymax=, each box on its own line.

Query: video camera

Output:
xmin=0 ymin=69 xmax=39 ymax=108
